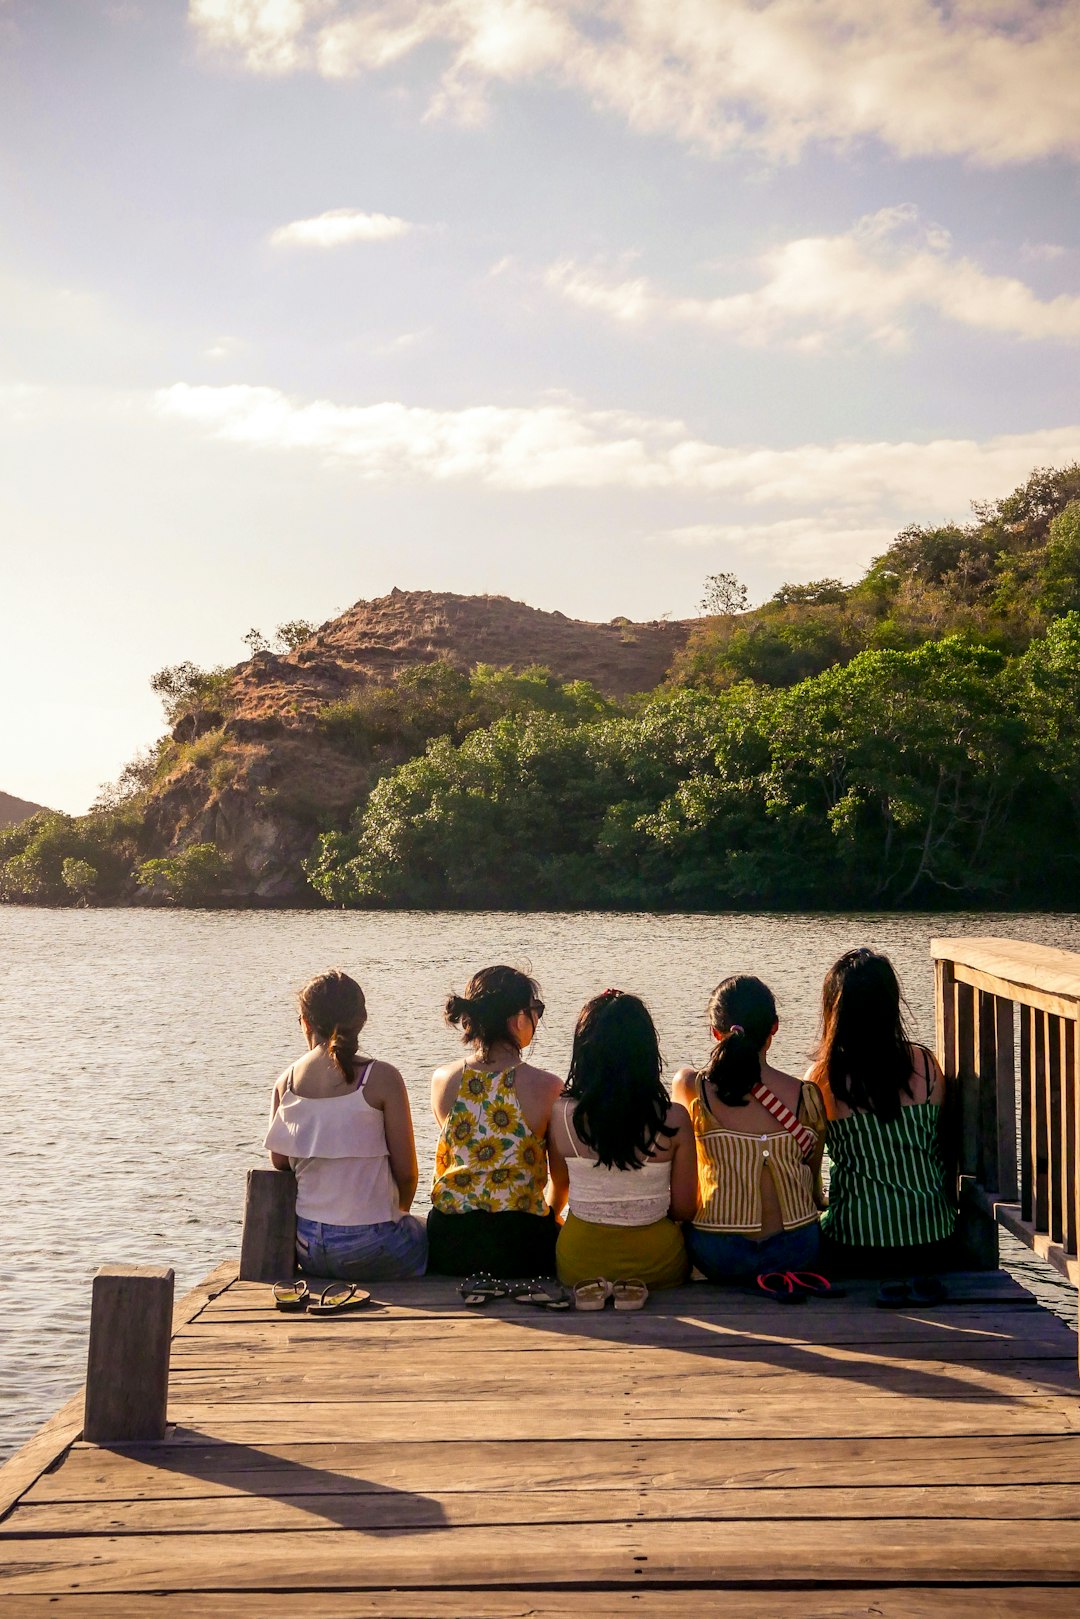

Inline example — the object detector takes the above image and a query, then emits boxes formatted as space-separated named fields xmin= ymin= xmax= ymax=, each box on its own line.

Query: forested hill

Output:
xmin=4 ymin=461 xmax=1080 ymax=910
xmin=0 ymin=791 xmax=46 ymax=829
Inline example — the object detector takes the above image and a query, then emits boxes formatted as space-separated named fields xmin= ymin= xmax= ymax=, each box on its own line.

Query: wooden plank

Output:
xmin=7 ymin=1483 xmax=1080 ymax=1538
xmin=5 ymin=1589 xmax=1076 ymax=1618
xmin=4 ymin=1519 xmax=1080 ymax=1594
xmin=935 ymin=955 xmax=956 ymax=1081
xmin=1062 ymin=1016 xmax=1075 ymax=1256
xmin=931 ymin=936 xmax=1080 ymax=1007
xmin=995 ymin=994 xmax=1018 ymax=1201
xmin=1021 ymin=1002 xmax=1034 ymax=1221
xmin=1035 ymin=1008 xmax=1050 ymax=1232
xmin=974 ymin=988 xmax=998 ymax=1188
xmin=168 ymin=1336 xmax=1077 ymax=1373
xmin=992 ymin=1204 xmax=1080 ymax=1287
xmin=0 ymin=1261 xmax=235 ymax=1523
xmin=957 ymin=980 xmax=977 ymax=1177
xmin=949 ymin=962 xmax=1080 ymax=1023
xmin=26 ymin=1434 xmax=1080 ymax=1504
xmin=157 ymin=1396 xmax=1080 ymax=1442
xmin=161 ymin=1356 xmax=1080 ymax=1401
xmin=1047 ymin=1015 xmax=1065 ymax=1245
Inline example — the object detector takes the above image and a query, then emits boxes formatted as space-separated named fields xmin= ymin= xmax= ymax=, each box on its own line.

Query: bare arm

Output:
xmin=671 ymin=1067 xmax=696 ymax=1111
xmin=546 ymin=1098 xmax=570 ymax=1219
xmin=667 ymin=1103 xmax=699 ymax=1223
xmin=431 ymin=1061 xmax=463 ymax=1128
xmin=267 ymin=1080 xmax=292 ymax=1173
xmin=368 ymin=1063 xmax=420 ymax=1212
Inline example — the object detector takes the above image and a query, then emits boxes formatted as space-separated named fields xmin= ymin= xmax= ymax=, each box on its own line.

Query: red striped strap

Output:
xmin=750 ymin=1080 xmax=818 ymax=1159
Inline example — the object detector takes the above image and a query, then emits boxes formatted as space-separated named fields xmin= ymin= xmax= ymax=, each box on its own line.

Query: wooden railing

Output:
xmin=933 ymin=936 xmax=1079 ymax=1286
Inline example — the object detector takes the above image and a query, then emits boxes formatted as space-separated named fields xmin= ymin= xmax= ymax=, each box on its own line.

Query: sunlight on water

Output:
xmin=1 ymin=907 xmax=1076 ymax=1459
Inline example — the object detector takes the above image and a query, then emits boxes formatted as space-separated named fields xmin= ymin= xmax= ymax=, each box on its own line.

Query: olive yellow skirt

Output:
xmin=556 ymin=1211 xmax=689 ymax=1289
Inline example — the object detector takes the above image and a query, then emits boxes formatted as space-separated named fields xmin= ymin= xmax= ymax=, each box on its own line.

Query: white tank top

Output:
xmin=263 ymin=1062 xmax=400 ymax=1227
xmin=562 ymin=1101 xmax=672 ymax=1227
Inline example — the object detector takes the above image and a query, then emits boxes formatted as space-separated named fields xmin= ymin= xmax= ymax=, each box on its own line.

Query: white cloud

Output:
xmin=155 ymin=381 xmax=1080 ymax=513
xmin=269 ymin=208 xmax=413 ymax=248
xmin=188 ymin=1 xmax=1080 ymax=166
xmin=545 ymin=207 xmax=1080 ymax=350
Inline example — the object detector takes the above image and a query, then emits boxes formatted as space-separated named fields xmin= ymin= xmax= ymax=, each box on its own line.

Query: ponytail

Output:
xmin=699 ymin=975 xmax=777 ymax=1108
xmin=298 ymin=969 xmax=367 ymax=1084
xmin=327 ymin=1024 xmax=360 ymax=1087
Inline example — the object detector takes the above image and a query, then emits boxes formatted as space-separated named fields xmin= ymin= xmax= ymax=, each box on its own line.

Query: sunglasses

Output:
xmin=529 ymin=1000 xmax=545 ymax=1021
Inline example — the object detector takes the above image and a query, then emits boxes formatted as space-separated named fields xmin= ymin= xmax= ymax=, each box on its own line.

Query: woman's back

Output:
xmin=684 ymin=1066 xmax=824 ymax=1237
xmin=817 ymin=1044 xmax=954 ymax=1248
xmin=553 ymin=1096 xmax=688 ymax=1226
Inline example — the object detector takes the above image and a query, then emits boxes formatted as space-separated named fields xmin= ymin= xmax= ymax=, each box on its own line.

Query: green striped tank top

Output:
xmin=821 ymin=1102 xmax=955 ymax=1248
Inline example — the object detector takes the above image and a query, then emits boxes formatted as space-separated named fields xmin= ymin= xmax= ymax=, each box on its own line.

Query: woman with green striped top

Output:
xmin=807 ymin=949 xmax=958 ymax=1276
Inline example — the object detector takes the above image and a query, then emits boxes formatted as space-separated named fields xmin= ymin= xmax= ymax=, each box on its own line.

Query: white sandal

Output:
xmin=612 ymin=1279 xmax=649 ymax=1311
xmin=572 ymin=1278 xmax=612 ymax=1311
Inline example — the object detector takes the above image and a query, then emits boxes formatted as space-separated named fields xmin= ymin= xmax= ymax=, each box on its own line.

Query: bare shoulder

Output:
xmin=518 ymin=1061 xmax=564 ymax=1098
xmin=666 ymin=1099 xmax=693 ymax=1136
xmin=432 ymin=1056 xmax=466 ymax=1087
xmin=909 ymin=1042 xmax=945 ymax=1103
xmin=363 ymin=1059 xmax=407 ymax=1105
xmin=671 ymin=1066 xmax=697 ymax=1104
xmin=764 ymin=1065 xmax=802 ymax=1107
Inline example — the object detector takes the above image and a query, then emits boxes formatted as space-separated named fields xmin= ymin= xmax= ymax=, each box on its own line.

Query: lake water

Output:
xmin=1 ymin=907 xmax=1077 ymax=1461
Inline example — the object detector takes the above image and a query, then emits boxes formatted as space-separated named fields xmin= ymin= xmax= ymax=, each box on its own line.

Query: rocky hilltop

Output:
xmin=0 ymin=791 xmax=46 ymax=828
xmin=142 ymin=590 xmax=693 ymax=904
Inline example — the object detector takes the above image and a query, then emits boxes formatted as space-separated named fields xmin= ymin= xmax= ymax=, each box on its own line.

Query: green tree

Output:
xmin=136 ymin=842 xmax=230 ymax=904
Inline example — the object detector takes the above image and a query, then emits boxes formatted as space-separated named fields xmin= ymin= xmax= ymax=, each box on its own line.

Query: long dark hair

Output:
xmin=814 ymin=948 xmax=914 ymax=1120
xmin=699 ymin=975 xmax=776 ymax=1107
xmin=299 ymin=969 xmax=367 ymax=1086
xmin=563 ymin=990 xmax=675 ymax=1170
xmin=445 ymin=965 xmax=541 ymax=1059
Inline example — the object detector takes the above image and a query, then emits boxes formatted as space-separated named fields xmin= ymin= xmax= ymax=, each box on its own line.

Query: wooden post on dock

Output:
xmin=239 ymin=1166 xmax=297 ymax=1282
xmin=83 ymin=1264 xmax=174 ymax=1444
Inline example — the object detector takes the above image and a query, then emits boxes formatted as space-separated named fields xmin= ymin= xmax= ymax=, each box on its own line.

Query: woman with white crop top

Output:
xmin=264 ymin=969 xmax=427 ymax=1280
xmin=548 ymin=990 xmax=697 ymax=1289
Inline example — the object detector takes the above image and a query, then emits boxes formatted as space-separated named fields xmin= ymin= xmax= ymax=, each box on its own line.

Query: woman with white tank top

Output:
xmin=548 ymin=990 xmax=697 ymax=1290
xmin=264 ymin=969 xmax=427 ymax=1281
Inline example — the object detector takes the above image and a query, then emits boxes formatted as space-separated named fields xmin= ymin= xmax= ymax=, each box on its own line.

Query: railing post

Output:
xmin=239 ymin=1167 xmax=297 ymax=1282
xmin=994 ymin=996 xmax=1017 ymax=1203
xmin=83 ymin=1265 xmax=174 ymax=1444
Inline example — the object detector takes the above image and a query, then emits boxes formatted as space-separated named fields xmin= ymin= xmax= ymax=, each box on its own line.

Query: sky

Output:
xmin=1 ymin=0 xmax=1079 ymax=813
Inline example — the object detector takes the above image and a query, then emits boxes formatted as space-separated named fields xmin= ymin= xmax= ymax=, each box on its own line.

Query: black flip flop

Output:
xmin=459 ymin=1273 xmax=509 ymax=1307
xmin=875 ymin=1281 xmax=913 ymax=1308
xmin=308 ymin=1282 xmax=370 ymax=1315
xmin=273 ymin=1280 xmax=310 ymax=1313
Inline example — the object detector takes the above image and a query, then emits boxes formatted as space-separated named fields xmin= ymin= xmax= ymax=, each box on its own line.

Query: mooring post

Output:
xmin=239 ymin=1166 xmax=297 ymax=1281
xmin=83 ymin=1264 xmax=174 ymax=1444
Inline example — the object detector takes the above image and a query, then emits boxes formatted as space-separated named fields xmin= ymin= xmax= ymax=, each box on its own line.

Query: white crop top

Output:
xmin=562 ymin=1101 xmax=672 ymax=1227
xmin=263 ymin=1062 xmax=401 ymax=1227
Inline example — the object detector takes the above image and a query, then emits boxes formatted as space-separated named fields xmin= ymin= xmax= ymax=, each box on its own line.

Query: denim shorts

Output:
xmin=296 ymin=1213 xmax=428 ymax=1281
xmin=686 ymin=1220 xmax=820 ymax=1282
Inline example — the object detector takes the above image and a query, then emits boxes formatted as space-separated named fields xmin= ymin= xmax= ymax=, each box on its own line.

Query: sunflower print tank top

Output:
xmin=431 ymin=1065 xmax=549 ymax=1215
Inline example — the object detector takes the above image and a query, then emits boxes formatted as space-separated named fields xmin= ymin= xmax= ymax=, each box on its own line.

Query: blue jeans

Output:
xmin=296 ymin=1214 xmax=428 ymax=1281
xmin=687 ymin=1220 xmax=820 ymax=1282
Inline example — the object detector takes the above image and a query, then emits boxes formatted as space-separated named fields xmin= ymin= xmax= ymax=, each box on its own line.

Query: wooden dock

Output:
xmin=2 ymin=1264 xmax=1078 ymax=1614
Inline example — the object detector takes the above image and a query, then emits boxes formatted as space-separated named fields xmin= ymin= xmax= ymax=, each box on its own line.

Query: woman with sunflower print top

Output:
xmin=429 ymin=965 xmax=566 ymax=1278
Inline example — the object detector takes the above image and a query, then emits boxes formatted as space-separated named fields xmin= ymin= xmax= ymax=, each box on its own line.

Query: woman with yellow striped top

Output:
xmin=672 ymin=976 xmax=826 ymax=1282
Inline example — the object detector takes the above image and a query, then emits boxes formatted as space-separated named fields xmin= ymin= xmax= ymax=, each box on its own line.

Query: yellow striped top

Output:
xmin=689 ymin=1076 xmax=825 ymax=1234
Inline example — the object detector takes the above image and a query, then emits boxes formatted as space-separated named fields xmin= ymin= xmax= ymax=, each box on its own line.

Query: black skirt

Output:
xmin=426 ymin=1206 xmax=558 ymax=1279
